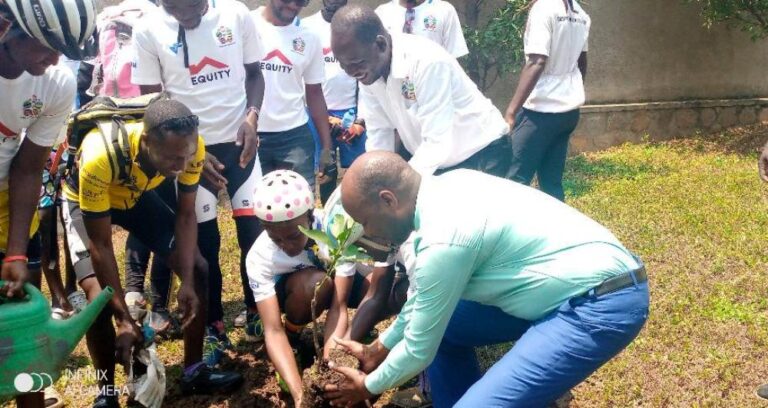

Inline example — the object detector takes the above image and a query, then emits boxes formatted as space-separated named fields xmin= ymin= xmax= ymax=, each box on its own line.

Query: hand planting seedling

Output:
xmin=298 ymin=213 xmax=372 ymax=407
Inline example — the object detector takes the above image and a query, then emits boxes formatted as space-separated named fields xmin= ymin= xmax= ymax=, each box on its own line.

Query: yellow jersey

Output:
xmin=63 ymin=122 xmax=205 ymax=216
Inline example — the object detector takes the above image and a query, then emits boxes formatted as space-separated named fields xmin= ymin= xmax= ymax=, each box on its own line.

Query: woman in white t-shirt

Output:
xmin=505 ymin=0 xmax=590 ymax=202
xmin=245 ymin=170 xmax=383 ymax=407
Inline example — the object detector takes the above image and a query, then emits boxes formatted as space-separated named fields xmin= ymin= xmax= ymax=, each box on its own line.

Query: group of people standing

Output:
xmin=0 ymin=0 xmax=652 ymax=407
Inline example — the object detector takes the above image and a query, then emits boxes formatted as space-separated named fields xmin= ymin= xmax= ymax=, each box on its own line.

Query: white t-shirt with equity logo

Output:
xmin=303 ymin=12 xmax=357 ymax=111
xmin=252 ymin=8 xmax=325 ymax=133
xmin=132 ymin=0 xmax=263 ymax=146
xmin=0 ymin=66 xmax=75 ymax=190
xmin=375 ymin=0 xmax=468 ymax=58
xmin=523 ymin=0 xmax=590 ymax=113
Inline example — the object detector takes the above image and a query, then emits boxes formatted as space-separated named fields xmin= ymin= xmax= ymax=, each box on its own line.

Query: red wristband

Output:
xmin=3 ymin=255 xmax=28 ymax=264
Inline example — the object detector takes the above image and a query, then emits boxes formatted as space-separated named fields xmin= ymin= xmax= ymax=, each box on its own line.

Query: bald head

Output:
xmin=331 ymin=4 xmax=386 ymax=45
xmin=341 ymin=152 xmax=420 ymax=246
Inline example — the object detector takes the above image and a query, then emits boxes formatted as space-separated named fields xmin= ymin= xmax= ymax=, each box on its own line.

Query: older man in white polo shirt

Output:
xmin=504 ymin=0 xmax=590 ymax=201
xmin=331 ymin=4 xmax=510 ymax=178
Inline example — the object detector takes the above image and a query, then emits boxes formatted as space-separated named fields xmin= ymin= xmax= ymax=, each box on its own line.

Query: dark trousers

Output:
xmin=435 ymin=136 xmax=512 ymax=178
xmin=507 ymin=108 xmax=581 ymax=201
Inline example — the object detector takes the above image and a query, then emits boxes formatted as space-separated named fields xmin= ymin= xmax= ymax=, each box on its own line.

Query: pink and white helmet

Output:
xmin=254 ymin=170 xmax=314 ymax=222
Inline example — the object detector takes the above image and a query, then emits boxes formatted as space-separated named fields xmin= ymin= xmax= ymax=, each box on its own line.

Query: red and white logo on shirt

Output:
xmin=260 ymin=49 xmax=293 ymax=73
xmin=188 ymin=57 xmax=231 ymax=86
xmin=322 ymin=47 xmax=336 ymax=63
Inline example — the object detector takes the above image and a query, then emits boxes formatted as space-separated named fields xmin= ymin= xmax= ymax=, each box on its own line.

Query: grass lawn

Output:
xmin=4 ymin=125 xmax=768 ymax=407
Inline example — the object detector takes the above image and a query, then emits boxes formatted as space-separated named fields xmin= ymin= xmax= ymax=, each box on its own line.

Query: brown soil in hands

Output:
xmin=301 ymin=348 xmax=364 ymax=408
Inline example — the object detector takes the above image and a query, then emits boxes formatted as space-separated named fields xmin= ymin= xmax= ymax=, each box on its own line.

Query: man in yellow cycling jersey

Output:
xmin=62 ymin=99 xmax=243 ymax=407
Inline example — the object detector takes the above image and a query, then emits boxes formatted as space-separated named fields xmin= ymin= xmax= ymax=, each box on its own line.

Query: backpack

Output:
xmin=64 ymin=92 xmax=167 ymax=189
xmin=89 ymin=0 xmax=157 ymax=98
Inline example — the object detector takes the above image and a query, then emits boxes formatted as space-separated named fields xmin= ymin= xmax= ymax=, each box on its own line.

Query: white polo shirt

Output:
xmin=359 ymin=33 xmax=508 ymax=176
xmin=252 ymin=9 xmax=325 ymax=133
xmin=375 ymin=0 xmax=468 ymax=58
xmin=523 ymin=0 xmax=590 ymax=113
xmin=131 ymin=0 xmax=263 ymax=146
xmin=303 ymin=11 xmax=357 ymax=111
xmin=0 ymin=66 xmax=75 ymax=190
xmin=245 ymin=209 xmax=370 ymax=303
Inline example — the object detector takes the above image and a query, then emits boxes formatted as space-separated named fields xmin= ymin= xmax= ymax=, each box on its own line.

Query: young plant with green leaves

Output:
xmin=298 ymin=214 xmax=371 ymax=358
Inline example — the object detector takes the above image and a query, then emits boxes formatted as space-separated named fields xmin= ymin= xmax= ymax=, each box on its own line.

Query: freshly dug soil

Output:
xmin=301 ymin=348 xmax=363 ymax=408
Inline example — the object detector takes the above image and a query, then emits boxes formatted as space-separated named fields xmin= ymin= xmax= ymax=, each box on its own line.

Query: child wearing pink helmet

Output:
xmin=245 ymin=169 xmax=391 ymax=406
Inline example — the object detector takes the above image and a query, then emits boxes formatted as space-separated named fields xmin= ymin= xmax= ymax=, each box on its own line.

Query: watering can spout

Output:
xmin=0 ymin=282 xmax=113 ymax=397
xmin=50 ymin=286 xmax=114 ymax=351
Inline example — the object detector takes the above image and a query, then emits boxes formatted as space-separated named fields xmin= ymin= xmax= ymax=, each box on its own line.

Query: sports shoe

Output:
xmin=202 ymin=325 xmax=231 ymax=368
xmin=244 ymin=312 xmax=264 ymax=343
xmin=757 ymin=383 xmax=768 ymax=399
xmin=233 ymin=309 xmax=248 ymax=327
xmin=92 ymin=394 xmax=119 ymax=408
xmin=180 ymin=364 xmax=243 ymax=395
xmin=125 ymin=292 xmax=147 ymax=323
xmin=67 ymin=291 xmax=87 ymax=313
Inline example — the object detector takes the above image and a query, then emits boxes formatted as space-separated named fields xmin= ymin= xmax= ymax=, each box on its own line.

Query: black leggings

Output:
xmin=123 ymin=179 xmax=176 ymax=311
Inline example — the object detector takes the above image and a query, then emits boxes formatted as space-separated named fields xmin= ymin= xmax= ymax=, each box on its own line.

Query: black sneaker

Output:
xmin=180 ymin=364 xmax=244 ymax=395
xmin=93 ymin=394 xmax=120 ymax=408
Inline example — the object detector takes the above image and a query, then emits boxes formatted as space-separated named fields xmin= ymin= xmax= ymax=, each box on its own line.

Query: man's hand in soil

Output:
xmin=115 ymin=319 xmax=143 ymax=367
xmin=203 ymin=152 xmax=227 ymax=190
xmin=759 ymin=142 xmax=768 ymax=182
xmin=176 ymin=282 xmax=199 ymax=330
xmin=236 ymin=111 xmax=259 ymax=168
xmin=0 ymin=260 xmax=31 ymax=298
xmin=332 ymin=337 xmax=388 ymax=374
xmin=324 ymin=362 xmax=373 ymax=407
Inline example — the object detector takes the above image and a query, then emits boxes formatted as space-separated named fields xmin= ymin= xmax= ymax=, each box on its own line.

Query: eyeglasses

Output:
xmin=278 ymin=0 xmax=311 ymax=7
xmin=403 ymin=7 xmax=415 ymax=33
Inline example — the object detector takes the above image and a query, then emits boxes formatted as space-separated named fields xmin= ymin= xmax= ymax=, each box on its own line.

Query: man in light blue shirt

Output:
xmin=324 ymin=151 xmax=650 ymax=407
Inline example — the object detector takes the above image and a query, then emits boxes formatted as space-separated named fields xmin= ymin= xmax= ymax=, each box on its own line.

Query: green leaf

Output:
xmin=298 ymin=225 xmax=335 ymax=248
xmin=331 ymin=214 xmax=346 ymax=238
xmin=341 ymin=245 xmax=372 ymax=263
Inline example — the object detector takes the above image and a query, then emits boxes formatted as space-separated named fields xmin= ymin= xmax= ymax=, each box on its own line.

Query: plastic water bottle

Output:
xmin=341 ymin=110 xmax=355 ymax=130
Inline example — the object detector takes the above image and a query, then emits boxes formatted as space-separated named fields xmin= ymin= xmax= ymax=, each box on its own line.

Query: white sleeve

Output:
xmin=26 ymin=69 xmax=75 ymax=147
xmin=523 ymin=1 xmax=553 ymax=57
xmin=359 ymin=85 xmax=396 ymax=152
xmin=407 ymin=61 xmax=455 ymax=176
xmin=239 ymin=4 xmax=264 ymax=64
xmin=303 ymin=33 xmax=325 ymax=85
xmin=335 ymin=262 xmax=357 ymax=277
xmin=131 ymin=20 xmax=163 ymax=85
xmin=441 ymin=4 xmax=469 ymax=58
xmin=246 ymin=234 xmax=280 ymax=303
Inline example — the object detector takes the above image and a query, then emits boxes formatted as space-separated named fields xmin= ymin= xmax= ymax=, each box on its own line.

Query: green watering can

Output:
xmin=0 ymin=281 xmax=113 ymax=397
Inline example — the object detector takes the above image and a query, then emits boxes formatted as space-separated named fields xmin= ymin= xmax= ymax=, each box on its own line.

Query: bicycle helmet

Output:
xmin=254 ymin=170 xmax=314 ymax=223
xmin=3 ymin=0 xmax=97 ymax=60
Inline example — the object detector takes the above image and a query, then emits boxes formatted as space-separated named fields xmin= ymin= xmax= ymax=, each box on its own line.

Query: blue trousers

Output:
xmin=427 ymin=282 xmax=649 ymax=407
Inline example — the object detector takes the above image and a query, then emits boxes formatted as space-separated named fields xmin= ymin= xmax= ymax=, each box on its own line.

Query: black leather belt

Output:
xmin=589 ymin=266 xmax=647 ymax=297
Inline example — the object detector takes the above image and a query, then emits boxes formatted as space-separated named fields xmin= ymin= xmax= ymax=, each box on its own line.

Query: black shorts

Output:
xmin=63 ymin=190 xmax=177 ymax=282
xmin=196 ymin=141 xmax=263 ymax=222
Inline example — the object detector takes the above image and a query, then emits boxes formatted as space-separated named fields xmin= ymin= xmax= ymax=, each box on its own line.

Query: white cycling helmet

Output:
xmin=254 ymin=170 xmax=314 ymax=223
xmin=323 ymin=186 xmax=395 ymax=253
xmin=3 ymin=0 xmax=97 ymax=60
